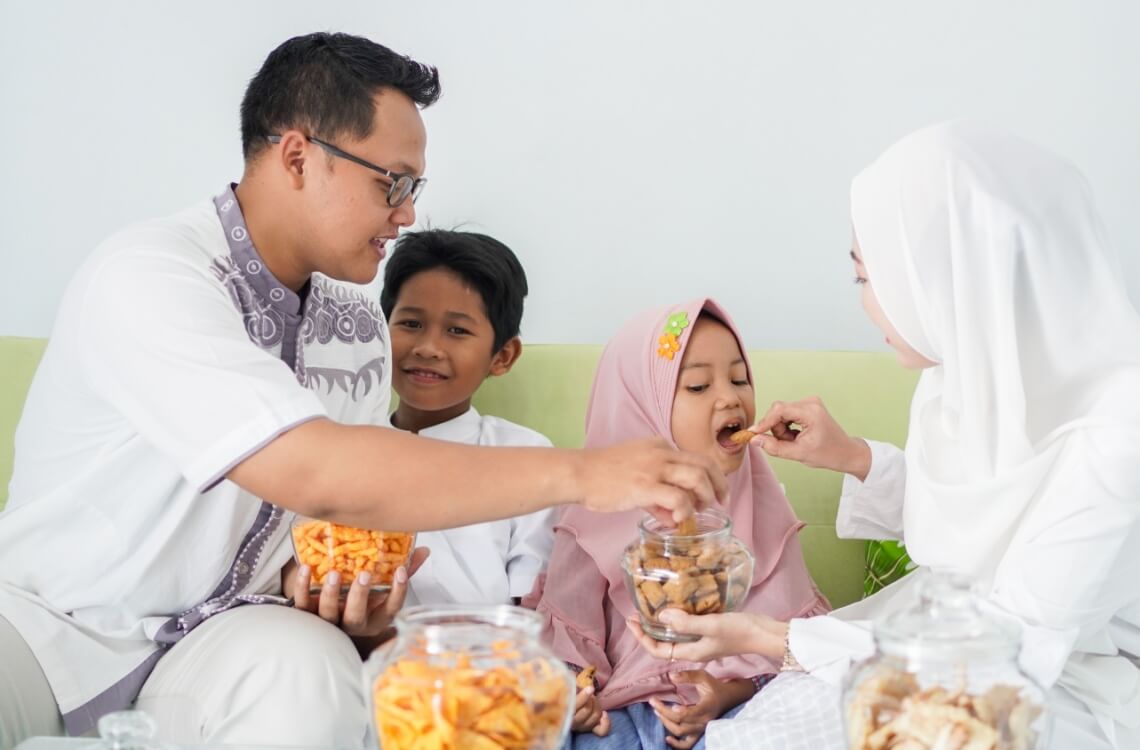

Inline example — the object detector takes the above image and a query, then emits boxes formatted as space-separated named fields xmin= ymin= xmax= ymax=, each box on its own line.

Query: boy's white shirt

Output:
xmin=0 ymin=189 xmax=392 ymax=732
xmin=390 ymin=408 xmax=556 ymax=607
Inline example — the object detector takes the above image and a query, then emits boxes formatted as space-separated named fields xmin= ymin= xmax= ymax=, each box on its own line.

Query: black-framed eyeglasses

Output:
xmin=267 ymin=134 xmax=426 ymax=207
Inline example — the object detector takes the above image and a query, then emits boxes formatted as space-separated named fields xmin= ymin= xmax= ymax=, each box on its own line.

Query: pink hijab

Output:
xmin=527 ymin=298 xmax=828 ymax=710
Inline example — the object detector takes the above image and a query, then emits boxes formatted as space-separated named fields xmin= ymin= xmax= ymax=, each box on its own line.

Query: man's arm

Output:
xmin=228 ymin=418 xmax=726 ymax=531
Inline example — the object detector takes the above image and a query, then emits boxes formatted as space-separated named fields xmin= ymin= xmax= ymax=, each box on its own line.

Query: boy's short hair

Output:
xmin=241 ymin=32 xmax=441 ymax=160
xmin=381 ymin=230 xmax=529 ymax=352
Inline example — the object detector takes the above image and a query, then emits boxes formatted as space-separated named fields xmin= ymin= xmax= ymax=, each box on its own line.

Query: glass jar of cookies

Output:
xmin=842 ymin=570 xmax=1049 ymax=749
xmin=364 ymin=604 xmax=575 ymax=750
xmin=620 ymin=508 xmax=754 ymax=643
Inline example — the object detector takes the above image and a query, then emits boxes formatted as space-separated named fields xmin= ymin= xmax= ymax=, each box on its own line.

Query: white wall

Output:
xmin=2 ymin=0 xmax=1138 ymax=350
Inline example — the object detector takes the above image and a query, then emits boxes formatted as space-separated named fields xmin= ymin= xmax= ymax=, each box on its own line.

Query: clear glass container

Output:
xmin=842 ymin=569 xmax=1050 ymax=750
xmin=620 ymin=508 xmax=754 ymax=643
xmin=96 ymin=710 xmax=167 ymax=750
xmin=290 ymin=517 xmax=415 ymax=593
xmin=363 ymin=604 xmax=575 ymax=750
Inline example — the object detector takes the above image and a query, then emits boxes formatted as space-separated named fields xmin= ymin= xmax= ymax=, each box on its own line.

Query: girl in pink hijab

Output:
xmin=525 ymin=298 xmax=829 ymax=749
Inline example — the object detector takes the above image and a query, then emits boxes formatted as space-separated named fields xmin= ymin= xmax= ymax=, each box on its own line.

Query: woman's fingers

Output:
xmin=657 ymin=609 xmax=718 ymax=638
xmin=624 ymin=617 xmax=675 ymax=660
xmin=752 ymin=400 xmax=811 ymax=436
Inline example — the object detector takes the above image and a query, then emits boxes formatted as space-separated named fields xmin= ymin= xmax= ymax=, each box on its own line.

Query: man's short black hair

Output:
xmin=241 ymin=32 xmax=441 ymax=159
xmin=381 ymin=230 xmax=529 ymax=353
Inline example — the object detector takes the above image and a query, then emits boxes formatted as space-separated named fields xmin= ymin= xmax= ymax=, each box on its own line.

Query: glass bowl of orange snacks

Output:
xmin=290 ymin=517 xmax=415 ymax=593
xmin=621 ymin=508 xmax=754 ymax=643
xmin=364 ymin=605 xmax=575 ymax=750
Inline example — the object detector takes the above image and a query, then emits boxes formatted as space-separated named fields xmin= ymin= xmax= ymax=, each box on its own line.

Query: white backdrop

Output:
xmin=2 ymin=0 xmax=1138 ymax=350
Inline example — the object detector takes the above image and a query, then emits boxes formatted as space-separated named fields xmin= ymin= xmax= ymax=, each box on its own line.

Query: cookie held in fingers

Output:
xmin=576 ymin=665 xmax=597 ymax=689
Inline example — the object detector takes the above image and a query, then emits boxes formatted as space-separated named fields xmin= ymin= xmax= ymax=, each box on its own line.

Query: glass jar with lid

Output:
xmin=842 ymin=569 xmax=1049 ymax=749
xmin=363 ymin=604 xmax=574 ymax=750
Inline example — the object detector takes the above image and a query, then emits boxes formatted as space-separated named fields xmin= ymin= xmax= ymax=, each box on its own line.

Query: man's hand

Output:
xmin=649 ymin=671 xmax=754 ymax=749
xmin=283 ymin=548 xmax=429 ymax=643
xmin=569 ymin=686 xmax=611 ymax=736
xmin=577 ymin=438 xmax=728 ymax=525
xmin=749 ymin=397 xmax=871 ymax=480
xmin=230 ymin=421 xmax=727 ymax=534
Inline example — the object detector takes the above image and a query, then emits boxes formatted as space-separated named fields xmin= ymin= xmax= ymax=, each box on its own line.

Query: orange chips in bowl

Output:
xmin=290 ymin=519 xmax=414 ymax=592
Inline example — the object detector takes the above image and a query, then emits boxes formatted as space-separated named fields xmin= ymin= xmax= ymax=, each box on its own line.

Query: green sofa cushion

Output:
xmin=0 ymin=337 xmax=917 ymax=607
xmin=1 ymin=337 xmax=48 ymax=512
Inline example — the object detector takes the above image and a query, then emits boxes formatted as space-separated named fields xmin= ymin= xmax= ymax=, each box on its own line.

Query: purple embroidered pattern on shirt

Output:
xmin=300 ymin=279 xmax=382 ymax=345
xmin=297 ymin=278 xmax=388 ymax=397
xmin=210 ymin=256 xmax=287 ymax=348
xmin=209 ymin=260 xmax=388 ymax=398
xmin=155 ymin=503 xmax=289 ymax=645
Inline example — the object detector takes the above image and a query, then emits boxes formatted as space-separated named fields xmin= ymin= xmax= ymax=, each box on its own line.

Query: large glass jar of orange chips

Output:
xmin=364 ymin=605 xmax=575 ymax=750
xmin=290 ymin=517 xmax=415 ymax=593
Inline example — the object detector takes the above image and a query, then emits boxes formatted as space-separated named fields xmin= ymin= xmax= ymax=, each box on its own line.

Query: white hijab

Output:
xmin=850 ymin=121 xmax=1140 ymax=579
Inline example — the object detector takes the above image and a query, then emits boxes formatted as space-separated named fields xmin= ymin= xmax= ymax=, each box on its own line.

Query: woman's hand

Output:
xmin=283 ymin=548 xmax=430 ymax=643
xmin=570 ymin=686 xmax=611 ymax=736
xmin=749 ymin=397 xmax=871 ymax=480
xmin=650 ymin=671 xmax=754 ymax=749
xmin=625 ymin=611 xmax=786 ymax=663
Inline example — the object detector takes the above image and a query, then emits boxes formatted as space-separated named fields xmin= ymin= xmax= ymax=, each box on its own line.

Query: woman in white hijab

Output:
xmin=626 ymin=121 xmax=1140 ymax=749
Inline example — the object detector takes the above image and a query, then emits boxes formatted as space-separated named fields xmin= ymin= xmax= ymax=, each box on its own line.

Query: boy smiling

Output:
xmin=382 ymin=229 xmax=554 ymax=606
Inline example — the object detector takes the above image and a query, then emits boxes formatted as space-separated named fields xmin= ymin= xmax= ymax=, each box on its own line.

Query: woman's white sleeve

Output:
xmin=835 ymin=440 xmax=907 ymax=541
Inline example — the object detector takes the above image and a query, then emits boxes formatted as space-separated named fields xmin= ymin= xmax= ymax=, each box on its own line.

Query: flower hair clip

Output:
xmin=656 ymin=311 xmax=690 ymax=360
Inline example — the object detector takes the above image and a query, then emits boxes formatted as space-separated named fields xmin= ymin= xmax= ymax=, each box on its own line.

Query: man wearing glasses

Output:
xmin=0 ymin=33 xmax=725 ymax=747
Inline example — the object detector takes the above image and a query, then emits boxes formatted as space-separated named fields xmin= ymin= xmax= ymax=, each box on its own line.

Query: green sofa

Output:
xmin=0 ymin=336 xmax=917 ymax=608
